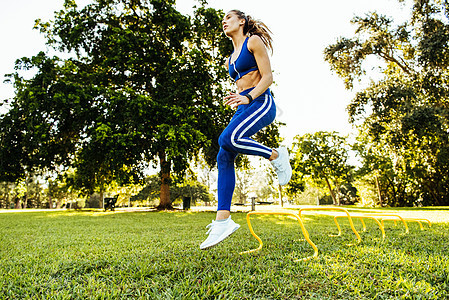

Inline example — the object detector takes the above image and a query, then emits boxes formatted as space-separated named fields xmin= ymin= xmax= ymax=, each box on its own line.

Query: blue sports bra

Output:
xmin=228 ymin=37 xmax=258 ymax=81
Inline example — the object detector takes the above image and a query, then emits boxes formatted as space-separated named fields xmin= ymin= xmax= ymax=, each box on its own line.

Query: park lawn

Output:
xmin=0 ymin=208 xmax=448 ymax=299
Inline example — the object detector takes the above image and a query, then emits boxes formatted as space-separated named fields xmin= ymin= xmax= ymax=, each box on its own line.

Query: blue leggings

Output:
xmin=217 ymin=88 xmax=276 ymax=211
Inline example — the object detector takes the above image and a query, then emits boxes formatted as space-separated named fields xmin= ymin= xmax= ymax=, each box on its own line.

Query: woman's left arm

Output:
xmin=246 ymin=35 xmax=273 ymax=99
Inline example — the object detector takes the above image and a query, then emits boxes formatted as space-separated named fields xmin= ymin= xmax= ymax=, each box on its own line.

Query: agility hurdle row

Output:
xmin=370 ymin=215 xmax=431 ymax=231
xmin=333 ymin=214 xmax=386 ymax=239
xmin=298 ymin=207 xmax=362 ymax=245
xmin=239 ymin=211 xmax=318 ymax=261
xmin=240 ymin=206 xmax=432 ymax=260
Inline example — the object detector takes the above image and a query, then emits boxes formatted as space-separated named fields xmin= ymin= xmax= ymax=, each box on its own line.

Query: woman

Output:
xmin=200 ymin=10 xmax=292 ymax=250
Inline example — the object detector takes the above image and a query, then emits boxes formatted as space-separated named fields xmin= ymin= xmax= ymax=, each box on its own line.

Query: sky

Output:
xmin=0 ymin=0 xmax=411 ymax=145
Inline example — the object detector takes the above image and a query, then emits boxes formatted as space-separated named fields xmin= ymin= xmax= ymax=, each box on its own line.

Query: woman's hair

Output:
xmin=230 ymin=10 xmax=273 ymax=53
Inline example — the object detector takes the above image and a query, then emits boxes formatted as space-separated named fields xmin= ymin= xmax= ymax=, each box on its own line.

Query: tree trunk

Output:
xmin=324 ymin=176 xmax=337 ymax=205
xmin=335 ymin=183 xmax=341 ymax=206
xmin=24 ymin=174 xmax=28 ymax=209
xmin=14 ymin=197 xmax=21 ymax=209
xmin=55 ymin=198 xmax=62 ymax=209
xmin=99 ymin=191 xmax=104 ymax=209
xmin=157 ymin=151 xmax=173 ymax=210
xmin=375 ymin=175 xmax=382 ymax=206
xmin=422 ymin=180 xmax=439 ymax=205
xmin=278 ymin=184 xmax=283 ymax=207
xmin=36 ymin=192 xmax=41 ymax=208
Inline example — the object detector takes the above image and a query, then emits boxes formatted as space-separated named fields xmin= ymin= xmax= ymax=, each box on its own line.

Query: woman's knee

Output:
xmin=217 ymin=147 xmax=237 ymax=165
xmin=218 ymin=130 xmax=235 ymax=151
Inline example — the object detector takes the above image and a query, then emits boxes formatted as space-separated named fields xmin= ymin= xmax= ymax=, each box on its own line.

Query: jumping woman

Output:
xmin=200 ymin=10 xmax=292 ymax=250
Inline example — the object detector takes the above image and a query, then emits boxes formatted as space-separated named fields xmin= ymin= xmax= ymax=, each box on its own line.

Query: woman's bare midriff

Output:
xmin=236 ymin=70 xmax=262 ymax=93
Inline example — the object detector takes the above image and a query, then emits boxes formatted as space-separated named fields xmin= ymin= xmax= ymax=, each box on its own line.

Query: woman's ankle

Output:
xmin=216 ymin=210 xmax=231 ymax=220
xmin=268 ymin=149 xmax=279 ymax=161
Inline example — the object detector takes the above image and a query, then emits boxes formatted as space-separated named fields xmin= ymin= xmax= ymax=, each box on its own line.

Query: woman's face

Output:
xmin=222 ymin=11 xmax=244 ymax=36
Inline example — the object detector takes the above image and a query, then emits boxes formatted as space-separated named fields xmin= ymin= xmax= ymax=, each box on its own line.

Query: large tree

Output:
xmin=324 ymin=0 xmax=449 ymax=206
xmin=291 ymin=131 xmax=353 ymax=205
xmin=1 ymin=0 xmax=234 ymax=209
xmin=1 ymin=0 xmax=283 ymax=209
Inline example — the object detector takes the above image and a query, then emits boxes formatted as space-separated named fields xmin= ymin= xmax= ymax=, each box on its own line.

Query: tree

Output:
xmin=1 ymin=0 xmax=235 ymax=209
xmin=170 ymin=179 xmax=213 ymax=205
xmin=1 ymin=0 xmax=284 ymax=209
xmin=352 ymin=128 xmax=417 ymax=206
xmin=291 ymin=131 xmax=354 ymax=205
xmin=0 ymin=182 xmax=22 ymax=209
xmin=232 ymin=168 xmax=254 ymax=205
xmin=0 ymin=182 xmax=13 ymax=208
xmin=324 ymin=0 xmax=449 ymax=206
xmin=130 ymin=174 xmax=212 ymax=206
xmin=285 ymin=168 xmax=306 ymax=202
xmin=47 ymin=171 xmax=81 ymax=209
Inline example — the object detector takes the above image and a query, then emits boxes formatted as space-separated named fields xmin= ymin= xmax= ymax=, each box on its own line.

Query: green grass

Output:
xmin=0 ymin=208 xmax=448 ymax=299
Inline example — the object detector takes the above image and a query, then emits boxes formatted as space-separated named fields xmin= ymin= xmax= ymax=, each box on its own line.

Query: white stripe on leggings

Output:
xmin=237 ymin=94 xmax=273 ymax=146
xmin=230 ymin=94 xmax=273 ymax=156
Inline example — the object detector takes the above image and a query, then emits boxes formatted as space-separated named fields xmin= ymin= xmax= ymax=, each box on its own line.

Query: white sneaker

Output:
xmin=270 ymin=147 xmax=292 ymax=186
xmin=200 ymin=216 xmax=240 ymax=250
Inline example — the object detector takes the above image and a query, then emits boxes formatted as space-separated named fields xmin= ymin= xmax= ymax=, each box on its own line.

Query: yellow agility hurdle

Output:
xmin=298 ymin=207 xmax=361 ymax=244
xmin=364 ymin=214 xmax=409 ymax=234
xmin=378 ymin=217 xmax=431 ymax=231
xmin=334 ymin=214 xmax=386 ymax=239
xmin=240 ymin=211 xmax=318 ymax=261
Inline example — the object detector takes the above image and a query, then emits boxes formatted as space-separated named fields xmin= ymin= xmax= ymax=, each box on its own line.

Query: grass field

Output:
xmin=0 ymin=207 xmax=448 ymax=299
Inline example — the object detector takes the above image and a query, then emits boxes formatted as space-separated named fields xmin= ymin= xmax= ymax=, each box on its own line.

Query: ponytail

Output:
xmin=230 ymin=10 xmax=273 ymax=53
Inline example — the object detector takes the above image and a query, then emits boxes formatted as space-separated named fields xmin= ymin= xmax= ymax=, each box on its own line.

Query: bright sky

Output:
xmin=0 ymin=0 xmax=410 ymax=145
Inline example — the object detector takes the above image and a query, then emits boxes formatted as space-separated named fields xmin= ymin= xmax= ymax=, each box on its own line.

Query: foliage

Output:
xmin=171 ymin=179 xmax=213 ymax=205
xmin=324 ymin=0 xmax=449 ymax=206
xmin=130 ymin=174 xmax=212 ymax=205
xmin=0 ymin=181 xmax=26 ymax=209
xmin=47 ymin=171 xmax=81 ymax=208
xmin=1 ymin=0 xmax=223 ymax=209
xmin=353 ymin=174 xmax=382 ymax=207
xmin=0 ymin=176 xmax=48 ymax=209
xmin=291 ymin=131 xmax=355 ymax=205
xmin=285 ymin=170 xmax=306 ymax=201
xmin=0 ymin=171 xmax=82 ymax=209
xmin=0 ymin=0 xmax=283 ymax=210
xmin=289 ymin=183 xmax=320 ymax=205
xmin=231 ymin=160 xmax=280 ymax=205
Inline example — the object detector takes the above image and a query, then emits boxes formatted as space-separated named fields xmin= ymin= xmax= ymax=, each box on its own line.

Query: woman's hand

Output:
xmin=224 ymin=92 xmax=250 ymax=108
